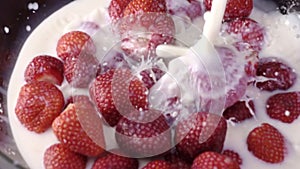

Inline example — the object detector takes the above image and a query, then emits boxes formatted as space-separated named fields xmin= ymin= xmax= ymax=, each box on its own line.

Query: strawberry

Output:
xmin=89 ymin=69 xmax=148 ymax=126
xmin=204 ymin=0 xmax=253 ymax=20
xmin=123 ymin=0 xmax=167 ymax=16
xmin=52 ymin=100 xmax=106 ymax=157
xmin=100 ymin=50 xmax=129 ymax=73
xmin=44 ymin=143 xmax=87 ymax=169
xmin=223 ymin=17 xmax=265 ymax=52
xmin=139 ymin=67 xmax=165 ymax=89
xmin=64 ymin=53 xmax=99 ymax=88
xmin=175 ymin=112 xmax=227 ymax=162
xmin=255 ymin=57 xmax=297 ymax=91
xmin=223 ymin=100 xmax=255 ymax=123
xmin=266 ymin=92 xmax=300 ymax=123
xmin=108 ymin=0 xmax=132 ymax=22
xmin=118 ymin=12 xmax=175 ymax=61
xmin=115 ymin=109 xmax=171 ymax=157
xmin=142 ymin=160 xmax=172 ymax=169
xmin=56 ymin=31 xmax=96 ymax=61
xmin=24 ymin=55 xmax=64 ymax=86
xmin=222 ymin=150 xmax=243 ymax=165
xmin=247 ymin=123 xmax=286 ymax=163
xmin=92 ymin=151 xmax=139 ymax=169
xmin=166 ymin=0 xmax=202 ymax=20
xmin=191 ymin=151 xmax=240 ymax=169
xmin=164 ymin=150 xmax=191 ymax=169
xmin=15 ymin=81 xmax=64 ymax=133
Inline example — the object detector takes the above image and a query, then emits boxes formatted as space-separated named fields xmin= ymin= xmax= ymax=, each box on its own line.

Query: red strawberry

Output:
xmin=255 ymin=57 xmax=297 ymax=91
xmin=166 ymin=0 xmax=202 ymax=20
xmin=24 ymin=55 xmax=64 ymax=86
xmin=222 ymin=150 xmax=243 ymax=165
xmin=247 ymin=123 xmax=286 ymax=163
xmin=223 ymin=100 xmax=255 ymax=123
xmin=139 ymin=67 xmax=165 ymax=89
xmin=266 ymin=92 xmax=300 ymax=123
xmin=15 ymin=81 xmax=64 ymax=133
xmin=56 ymin=31 xmax=96 ymax=61
xmin=118 ymin=12 xmax=175 ymax=61
xmin=175 ymin=112 xmax=227 ymax=162
xmin=115 ymin=109 xmax=171 ymax=157
xmin=64 ymin=53 xmax=99 ymax=88
xmin=108 ymin=0 xmax=132 ymax=21
xmin=89 ymin=69 xmax=149 ymax=126
xmin=92 ymin=151 xmax=139 ymax=169
xmin=191 ymin=151 xmax=240 ymax=169
xmin=123 ymin=0 xmax=167 ymax=16
xmin=52 ymin=100 xmax=106 ymax=157
xmin=44 ymin=143 xmax=87 ymax=169
xmin=204 ymin=0 xmax=253 ymax=20
xmin=223 ymin=17 xmax=265 ymax=52
xmin=164 ymin=150 xmax=191 ymax=169
xmin=142 ymin=160 xmax=172 ymax=169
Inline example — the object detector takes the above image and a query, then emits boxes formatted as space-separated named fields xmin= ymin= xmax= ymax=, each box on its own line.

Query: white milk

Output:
xmin=7 ymin=0 xmax=300 ymax=168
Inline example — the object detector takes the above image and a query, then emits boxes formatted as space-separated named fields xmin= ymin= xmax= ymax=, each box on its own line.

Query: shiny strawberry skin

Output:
xmin=256 ymin=57 xmax=297 ymax=91
xmin=266 ymin=92 xmax=300 ymax=123
xmin=52 ymin=102 xmax=105 ymax=157
xmin=24 ymin=55 xmax=64 ymax=86
xmin=90 ymin=69 xmax=149 ymax=126
xmin=175 ymin=112 xmax=227 ymax=162
xmin=247 ymin=123 xmax=286 ymax=163
xmin=191 ymin=151 xmax=240 ymax=169
xmin=15 ymin=81 xmax=64 ymax=133
xmin=223 ymin=100 xmax=255 ymax=123
xmin=222 ymin=150 xmax=243 ymax=165
xmin=56 ymin=31 xmax=96 ymax=61
xmin=92 ymin=152 xmax=139 ymax=169
xmin=115 ymin=110 xmax=171 ymax=157
xmin=204 ymin=0 xmax=253 ymax=20
xmin=64 ymin=53 xmax=99 ymax=88
xmin=142 ymin=160 xmax=172 ymax=169
xmin=123 ymin=0 xmax=167 ymax=16
xmin=44 ymin=143 xmax=87 ymax=169
xmin=108 ymin=0 xmax=132 ymax=21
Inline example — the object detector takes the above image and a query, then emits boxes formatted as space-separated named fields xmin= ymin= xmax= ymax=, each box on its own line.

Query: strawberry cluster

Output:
xmin=14 ymin=0 xmax=300 ymax=168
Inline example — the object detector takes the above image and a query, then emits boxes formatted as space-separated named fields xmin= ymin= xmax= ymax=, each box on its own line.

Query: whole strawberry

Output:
xmin=247 ymin=123 xmax=287 ymax=163
xmin=256 ymin=57 xmax=297 ymax=91
xmin=175 ymin=112 xmax=227 ymax=162
xmin=266 ymin=92 xmax=300 ymax=123
xmin=56 ymin=31 xmax=96 ymax=61
xmin=223 ymin=100 xmax=255 ymax=123
xmin=52 ymin=100 xmax=105 ymax=157
xmin=115 ymin=109 xmax=171 ymax=157
xmin=24 ymin=55 xmax=64 ymax=86
xmin=118 ymin=12 xmax=175 ymax=61
xmin=92 ymin=151 xmax=139 ymax=169
xmin=191 ymin=151 xmax=240 ymax=169
xmin=204 ymin=0 xmax=253 ymax=20
xmin=223 ymin=17 xmax=265 ymax=52
xmin=142 ymin=160 xmax=172 ymax=169
xmin=15 ymin=81 xmax=64 ymax=133
xmin=44 ymin=143 xmax=87 ymax=169
xmin=90 ymin=69 xmax=148 ymax=126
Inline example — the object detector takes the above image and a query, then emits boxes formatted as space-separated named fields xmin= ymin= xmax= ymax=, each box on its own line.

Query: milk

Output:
xmin=7 ymin=0 xmax=300 ymax=168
